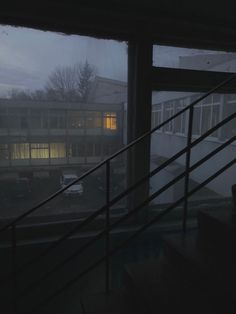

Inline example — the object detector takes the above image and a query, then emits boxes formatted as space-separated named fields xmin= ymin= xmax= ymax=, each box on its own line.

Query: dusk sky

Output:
xmin=0 ymin=24 xmax=230 ymax=98
xmin=0 ymin=25 xmax=128 ymax=96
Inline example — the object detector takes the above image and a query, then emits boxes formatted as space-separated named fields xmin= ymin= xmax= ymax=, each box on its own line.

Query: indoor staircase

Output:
xmin=82 ymin=206 xmax=235 ymax=314
xmin=0 ymin=75 xmax=235 ymax=314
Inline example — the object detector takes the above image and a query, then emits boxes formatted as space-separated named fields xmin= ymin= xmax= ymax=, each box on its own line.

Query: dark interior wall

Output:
xmin=1 ymin=1 xmax=236 ymax=51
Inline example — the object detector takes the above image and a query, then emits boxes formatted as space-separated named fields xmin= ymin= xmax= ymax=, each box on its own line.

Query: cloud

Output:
xmin=0 ymin=25 xmax=128 ymax=95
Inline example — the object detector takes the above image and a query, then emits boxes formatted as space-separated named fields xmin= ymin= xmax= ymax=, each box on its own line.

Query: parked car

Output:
xmin=60 ymin=174 xmax=83 ymax=196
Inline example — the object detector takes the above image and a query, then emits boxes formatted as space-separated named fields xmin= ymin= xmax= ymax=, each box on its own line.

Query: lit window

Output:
xmin=103 ymin=112 xmax=117 ymax=130
xmin=31 ymin=143 xmax=49 ymax=159
xmin=11 ymin=143 xmax=30 ymax=159
xmin=50 ymin=143 xmax=66 ymax=158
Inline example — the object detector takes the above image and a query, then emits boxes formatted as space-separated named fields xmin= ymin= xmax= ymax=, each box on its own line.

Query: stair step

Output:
xmin=123 ymin=253 xmax=215 ymax=314
xmin=163 ymin=231 xmax=233 ymax=280
xmin=81 ymin=290 xmax=137 ymax=314
xmin=163 ymin=231 xmax=235 ymax=313
xmin=123 ymin=231 xmax=235 ymax=314
xmin=198 ymin=208 xmax=235 ymax=253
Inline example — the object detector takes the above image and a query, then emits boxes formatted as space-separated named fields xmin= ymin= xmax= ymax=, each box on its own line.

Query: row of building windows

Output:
xmin=0 ymin=142 xmax=119 ymax=160
xmin=152 ymin=94 xmax=235 ymax=139
xmin=0 ymin=109 xmax=117 ymax=130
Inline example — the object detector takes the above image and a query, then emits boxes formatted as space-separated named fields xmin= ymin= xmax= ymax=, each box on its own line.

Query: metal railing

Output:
xmin=1 ymin=73 xmax=236 ymax=235
xmin=0 ymin=74 xmax=236 ymax=314
xmin=17 ymin=134 xmax=236 ymax=299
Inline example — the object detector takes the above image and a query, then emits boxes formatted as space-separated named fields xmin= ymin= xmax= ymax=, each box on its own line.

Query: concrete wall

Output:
xmin=151 ymin=132 xmax=236 ymax=196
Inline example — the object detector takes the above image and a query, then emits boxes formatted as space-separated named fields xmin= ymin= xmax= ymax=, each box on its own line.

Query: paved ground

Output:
xmin=0 ymin=174 xmax=120 ymax=219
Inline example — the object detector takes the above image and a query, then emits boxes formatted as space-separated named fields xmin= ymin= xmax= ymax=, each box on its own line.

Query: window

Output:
xmin=11 ymin=143 xmax=30 ymax=159
xmin=152 ymin=104 xmax=162 ymax=130
xmin=192 ymin=105 xmax=201 ymax=136
xmin=30 ymin=109 xmax=48 ymax=129
xmin=201 ymin=104 xmax=212 ymax=134
xmin=103 ymin=112 xmax=117 ymax=130
xmin=49 ymin=110 xmax=66 ymax=129
xmin=0 ymin=144 xmax=9 ymax=160
xmin=31 ymin=143 xmax=49 ymax=158
xmin=163 ymin=102 xmax=174 ymax=132
xmin=0 ymin=24 xmax=127 ymax=217
xmin=68 ymin=112 xmax=85 ymax=129
xmin=221 ymin=95 xmax=236 ymax=139
xmin=153 ymin=45 xmax=236 ymax=73
xmin=50 ymin=143 xmax=66 ymax=158
xmin=69 ymin=143 xmax=86 ymax=157
xmin=174 ymin=99 xmax=187 ymax=135
xmin=192 ymin=94 xmax=221 ymax=138
xmin=85 ymin=111 xmax=102 ymax=128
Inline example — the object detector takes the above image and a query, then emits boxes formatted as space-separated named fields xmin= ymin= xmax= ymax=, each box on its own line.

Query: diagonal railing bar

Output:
xmin=18 ymin=135 xmax=235 ymax=298
xmin=1 ymin=113 xmax=235 ymax=286
xmin=0 ymin=210 xmax=106 ymax=286
xmin=1 ymin=74 xmax=236 ymax=234
xmin=25 ymin=158 xmax=235 ymax=314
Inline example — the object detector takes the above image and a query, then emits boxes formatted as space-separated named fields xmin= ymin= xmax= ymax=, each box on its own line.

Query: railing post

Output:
xmin=105 ymin=160 xmax=110 ymax=293
xmin=11 ymin=224 xmax=17 ymax=314
xmin=183 ymin=106 xmax=194 ymax=233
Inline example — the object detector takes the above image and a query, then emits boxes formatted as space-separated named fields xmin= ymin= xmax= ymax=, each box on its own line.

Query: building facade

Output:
xmin=0 ymin=99 xmax=124 ymax=176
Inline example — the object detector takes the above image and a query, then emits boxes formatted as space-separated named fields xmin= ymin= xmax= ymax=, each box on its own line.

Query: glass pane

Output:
xmin=151 ymin=89 xmax=236 ymax=222
xmin=153 ymin=45 xmax=236 ymax=72
xmin=151 ymin=92 xmax=192 ymax=212
xmin=150 ymin=86 xmax=236 ymax=223
xmin=0 ymin=25 xmax=127 ymax=220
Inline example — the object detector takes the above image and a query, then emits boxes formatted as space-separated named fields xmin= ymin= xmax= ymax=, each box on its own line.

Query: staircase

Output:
xmin=0 ymin=75 xmax=235 ymax=314
xmin=82 ymin=207 xmax=235 ymax=314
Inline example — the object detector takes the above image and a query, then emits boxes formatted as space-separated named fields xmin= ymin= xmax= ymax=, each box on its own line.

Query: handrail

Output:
xmin=16 ymin=135 xmax=236 ymax=297
xmin=1 ymin=112 xmax=234 ymax=286
xmin=1 ymin=73 xmax=236 ymax=234
xmin=25 ymin=158 xmax=235 ymax=314
xmin=0 ymin=113 xmax=236 ymax=284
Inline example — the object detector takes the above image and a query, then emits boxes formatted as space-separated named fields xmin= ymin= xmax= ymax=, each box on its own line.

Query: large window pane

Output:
xmin=11 ymin=143 xmax=30 ymax=159
xmin=151 ymin=89 xmax=236 ymax=220
xmin=0 ymin=25 xmax=127 ymax=219
xmin=153 ymin=45 xmax=236 ymax=72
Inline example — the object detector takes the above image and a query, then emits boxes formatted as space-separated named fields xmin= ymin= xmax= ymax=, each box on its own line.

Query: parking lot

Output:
xmin=0 ymin=172 xmax=126 ymax=219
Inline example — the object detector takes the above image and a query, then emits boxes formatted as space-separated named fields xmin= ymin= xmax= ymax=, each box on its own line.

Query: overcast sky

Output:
xmin=0 ymin=25 xmax=128 ymax=96
xmin=0 ymin=24 xmax=231 ymax=98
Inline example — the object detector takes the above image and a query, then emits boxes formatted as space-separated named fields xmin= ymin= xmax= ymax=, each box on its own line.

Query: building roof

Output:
xmin=179 ymin=53 xmax=236 ymax=71
xmin=0 ymin=98 xmax=124 ymax=111
xmin=88 ymin=76 xmax=127 ymax=104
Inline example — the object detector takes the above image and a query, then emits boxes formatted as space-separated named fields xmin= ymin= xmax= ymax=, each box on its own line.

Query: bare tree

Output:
xmin=8 ymin=61 xmax=96 ymax=102
xmin=45 ymin=61 xmax=96 ymax=102
xmin=8 ymin=88 xmax=33 ymax=100
xmin=8 ymin=88 xmax=48 ymax=101
xmin=45 ymin=65 xmax=78 ymax=101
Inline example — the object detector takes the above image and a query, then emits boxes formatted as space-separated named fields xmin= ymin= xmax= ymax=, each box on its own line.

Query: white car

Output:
xmin=60 ymin=174 xmax=83 ymax=196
